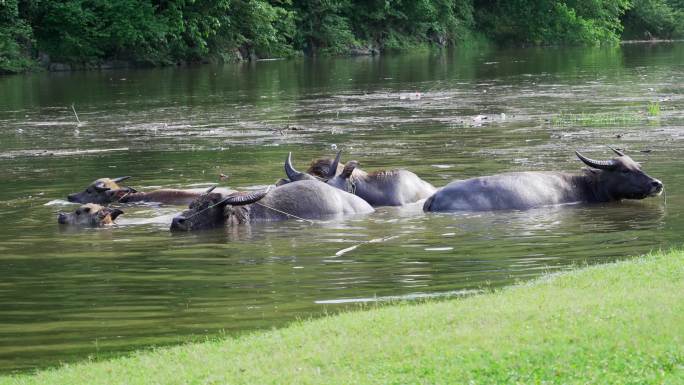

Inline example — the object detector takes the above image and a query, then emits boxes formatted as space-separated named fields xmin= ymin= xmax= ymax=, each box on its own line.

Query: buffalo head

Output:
xmin=326 ymin=160 xmax=359 ymax=193
xmin=58 ymin=204 xmax=124 ymax=227
xmin=170 ymin=186 xmax=268 ymax=231
xmin=306 ymin=154 xmax=345 ymax=179
xmin=576 ymin=148 xmax=663 ymax=201
xmin=67 ymin=176 xmax=135 ymax=204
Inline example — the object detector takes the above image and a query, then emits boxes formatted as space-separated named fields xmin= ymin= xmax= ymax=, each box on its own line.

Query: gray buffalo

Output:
xmin=170 ymin=180 xmax=374 ymax=231
xmin=68 ymin=176 xmax=235 ymax=205
xmin=423 ymin=149 xmax=663 ymax=212
xmin=285 ymin=152 xmax=436 ymax=206
xmin=58 ymin=204 xmax=124 ymax=227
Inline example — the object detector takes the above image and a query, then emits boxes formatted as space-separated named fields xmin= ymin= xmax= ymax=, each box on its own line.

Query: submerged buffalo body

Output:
xmin=58 ymin=204 xmax=124 ymax=227
xmin=170 ymin=180 xmax=374 ymax=231
xmin=285 ymin=152 xmax=436 ymax=206
xmin=424 ymin=149 xmax=663 ymax=212
xmin=326 ymin=161 xmax=436 ymax=206
xmin=68 ymin=176 xmax=235 ymax=205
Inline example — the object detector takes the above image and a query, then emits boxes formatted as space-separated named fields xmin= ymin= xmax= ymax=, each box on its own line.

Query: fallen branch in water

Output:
xmin=333 ymin=235 xmax=400 ymax=257
xmin=71 ymin=103 xmax=81 ymax=125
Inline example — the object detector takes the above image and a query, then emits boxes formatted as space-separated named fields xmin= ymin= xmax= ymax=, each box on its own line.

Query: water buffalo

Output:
xmin=67 ymin=176 xmax=235 ymax=205
xmin=285 ymin=152 xmax=436 ymax=206
xmin=170 ymin=181 xmax=374 ymax=231
xmin=57 ymin=204 xmax=124 ymax=227
xmin=423 ymin=149 xmax=663 ymax=212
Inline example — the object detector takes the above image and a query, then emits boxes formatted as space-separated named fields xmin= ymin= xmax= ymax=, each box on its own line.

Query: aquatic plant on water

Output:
xmin=648 ymin=101 xmax=661 ymax=117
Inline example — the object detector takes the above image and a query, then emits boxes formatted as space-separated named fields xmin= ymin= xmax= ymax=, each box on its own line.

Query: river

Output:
xmin=0 ymin=42 xmax=682 ymax=372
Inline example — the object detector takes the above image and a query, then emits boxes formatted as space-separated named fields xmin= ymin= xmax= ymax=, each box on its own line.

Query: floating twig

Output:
xmin=71 ymin=103 xmax=81 ymax=124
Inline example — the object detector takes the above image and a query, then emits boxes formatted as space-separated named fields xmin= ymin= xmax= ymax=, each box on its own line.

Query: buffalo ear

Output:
xmin=275 ymin=178 xmax=290 ymax=186
xmin=582 ymin=167 xmax=599 ymax=176
xmin=109 ymin=209 xmax=124 ymax=221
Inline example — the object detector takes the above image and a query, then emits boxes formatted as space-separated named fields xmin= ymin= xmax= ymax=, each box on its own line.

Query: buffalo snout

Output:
xmin=650 ymin=178 xmax=664 ymax=196
xmin=67 ymin=193 xmax=80 ymax=203
xmin=57 ymin=213 xmax=67 ymax=224
xmin=170 ymin=216 xmax=188 ymax=231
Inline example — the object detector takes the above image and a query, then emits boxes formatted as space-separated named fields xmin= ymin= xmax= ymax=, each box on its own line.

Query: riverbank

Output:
xmin=3 ymin=249 xmax=683 ymax=384
xmin=4 ymin=0 xmax=683 ymax=75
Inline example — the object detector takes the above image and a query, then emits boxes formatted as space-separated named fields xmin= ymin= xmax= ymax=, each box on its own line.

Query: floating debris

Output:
xmin=0 ymin=147 xmax=129 ymax=159
xmin=399 ymin=92 xmax=421 ymax=101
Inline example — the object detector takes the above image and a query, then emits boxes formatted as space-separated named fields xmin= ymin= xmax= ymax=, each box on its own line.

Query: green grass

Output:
xmin=648 ymin=101 xmax=662 ymax=116
xmin=4 ymin=250 xmax=684 ymax=384
xmin=549 ymin=111 xmax=642 ymax=126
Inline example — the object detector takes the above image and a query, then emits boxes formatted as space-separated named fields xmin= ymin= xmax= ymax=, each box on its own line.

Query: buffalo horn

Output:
xmin=285 ymin=152 xmax=315 ymax=181
xmin=608 ymin=146 xmax=625 ymax=157
xmin=575 ymin=151 xmax=617 ymax=170
xmin=225 ymin=190 xmax=268 ymax=206
xmin=205 ymin=185 xmax=218 ymax=194
xmin=112 ymin=176 xmax=131 ymax=183
xmin=327 ymin=151 xmax=342 ymax=179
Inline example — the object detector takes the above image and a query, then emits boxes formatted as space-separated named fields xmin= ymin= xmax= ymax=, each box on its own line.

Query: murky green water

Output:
xmin=0 ymin=43 xmax=683 ymax=373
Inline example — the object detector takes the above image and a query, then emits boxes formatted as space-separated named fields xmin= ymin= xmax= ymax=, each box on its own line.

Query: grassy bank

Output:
xmin=4 ymin=250 xmax=684 ymax=384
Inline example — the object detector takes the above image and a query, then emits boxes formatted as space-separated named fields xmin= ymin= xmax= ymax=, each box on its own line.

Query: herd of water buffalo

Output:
xmin=58 ymin=147 xmax=664 ymax=231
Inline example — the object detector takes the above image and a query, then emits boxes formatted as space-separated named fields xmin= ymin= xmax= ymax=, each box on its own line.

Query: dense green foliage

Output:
xmin=475 ymin=0 xmax=632 ymax=44
xmin=0 ymin=0 xmax=682 ymax=73
xmin=622 ymin=0 xmax=684 ymax=39
xmin=3 ymin=250 xmax=684 ymax=384
xmin=0 ymin=0 xmax=33 ymax=73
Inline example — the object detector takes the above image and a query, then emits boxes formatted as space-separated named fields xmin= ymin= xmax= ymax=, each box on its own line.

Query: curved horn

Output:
xmin=327 ymin=151 xmax=342 ymax=178
xmin=112 ymin=176 xmax=131 ymax=183
xmin=607 ymin=146 xmax=625 ymax=157
xmin=285 ymin=152 xmax=315 ymax=181
xmin=205 ymin=185 xmax=218 ymax=194
xmin=225 ymin=190 xmax=268 ymax=206
xmin=575 ymin=151 xmax=617 ymax=170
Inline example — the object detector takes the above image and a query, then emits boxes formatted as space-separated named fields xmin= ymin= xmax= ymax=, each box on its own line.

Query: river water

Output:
xmin=0 ymin=43 xmax=683 ymax=373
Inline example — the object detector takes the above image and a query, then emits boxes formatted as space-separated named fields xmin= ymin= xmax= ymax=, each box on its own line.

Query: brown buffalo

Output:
xmin=67 ymin=176 xmax=235 ymax=205
xmin=57 ymin=204 xmax=124 ymax=227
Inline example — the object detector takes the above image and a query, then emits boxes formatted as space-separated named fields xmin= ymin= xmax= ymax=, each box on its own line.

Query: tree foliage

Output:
xmin=622 ymin=0 xmax=684 ymax=39
xmin=0 ymin=0 xmax=33 ymax=73
xmin=0 ymin=0 xmax=682 ymax=73
xmin=474 ymin=0 xmax=632 ymax=45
